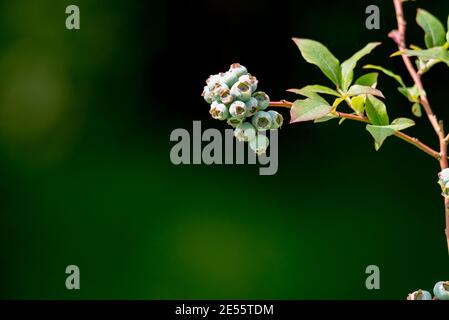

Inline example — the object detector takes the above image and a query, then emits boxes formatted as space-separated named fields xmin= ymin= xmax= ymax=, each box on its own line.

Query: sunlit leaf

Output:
xmin=355 ymin=72 xmax=378 ymax=87
xmin=416 ymin=9 xmax=446 ymax=48
xmin=350 ymin=95 xmax=365 ymax=115
xmin=341 ymin=42 xmax=381 ymax=91
xmin=412 ymin=102 xmax=422 ymax=117
xmin=363 ymin=64 xmax=406 ymax=87
xmin=366 ymin=118 xmax=415 ymax=150
xmin=347 ymin=85 xmax=385 ymax=98
xmin=365 ymin=95 xmax=389 ymax=126
xmin=290 ymin=98 xmax=333 ymax=123
xmin=292 ymin=38 xmax=342 ymax=87
xmin=405 ymin=47 xmax=449 ymax=66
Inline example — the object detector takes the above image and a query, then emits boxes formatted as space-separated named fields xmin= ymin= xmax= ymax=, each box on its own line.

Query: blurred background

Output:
xmin=0 ymin=0 xmax=448 ymax=299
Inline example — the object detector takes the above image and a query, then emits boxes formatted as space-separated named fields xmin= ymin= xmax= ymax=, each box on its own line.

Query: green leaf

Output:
xmin=365 ymin=95 xmax=389 ymax=126
xmin=341 ymin=42 xmax=381 ymax=91
xmin=347 ymin=85 xmax=385 ymax=98
xmin=290 ymin=98 xmax=333 ymax=123
xmin=292 ymin=38 xmax=342 ymax=87
xmin=366 ymin=125 xmax=395 ymax=150
xmin=363 ymin=64 xmax=406 ymax=87
xmin=416 ymin=9 xmax=446 ymax=48
xmin=412 ymin=102 xmax=422 ymax=117
xmin=287 ymin=88 xmax=328 ymax=104
xmin=447 ymin=14 xmax=449 ymax=42
xmin=350 ymin=95 xmax=365 ymax=115
xmin=355 ymin=72 xmax=378 ymax=87
xmin=397 ymin=85 xmax=425 ymax=103
xmin=288 ymin=85 xmax=340 ymax=97
xmin=389 ymin=117 xmax=416 ymax=131
xmin=366 ymin=118 xmax=415 ymax=150
xmin=314 ymin=115 xmax=338 ymax=123
xmin=405 ymin=47 xmax=449 ymax=66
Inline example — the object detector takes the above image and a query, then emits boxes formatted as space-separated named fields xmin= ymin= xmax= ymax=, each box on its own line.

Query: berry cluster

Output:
xmin=202 ymin=63 xmax=283 ymax=155
xmin=407 ymin=281 xmax=449 ymax=300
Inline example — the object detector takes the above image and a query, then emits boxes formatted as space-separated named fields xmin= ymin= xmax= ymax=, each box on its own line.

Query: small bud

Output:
xmin=209 ymin=102 xmax=229 ymax=120
xmin=239 ymin=74 xmax=258 ymax=92
xmin=227 ymin=117 xmax=243 ymax=128
xmin=234 ymin=122 xmax=256 ymax=142
xmin=433 ymin=281 xmax=449 ymax=300
xmin=229 ymin=63 xmax=248 ymax=78
xmin=229 ymin=101 xmax=247 ymax=119
xmin=407 ymin=289 xmax=432 ymax=300
xmin=438 ymin=169 xmax=449 ymax=198
xmin=249 ymin=134 xmax=270 ymax=155
xmin=230 ymin=81 xmax=252 ymax=102
xmin=267 ymin=110 xmax=284 ymax=129
xmin=245 ymin=97 xmax=258 ymax=117
xmin=253 ymin=91 xmax=270 ymax=110
xmin=252 ymin=111 xmax=272 ymax=131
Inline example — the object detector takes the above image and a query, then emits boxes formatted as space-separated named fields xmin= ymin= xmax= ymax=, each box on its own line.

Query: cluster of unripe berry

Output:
xmin=202 ymin=63 xmax=283 ymax=155
xmin=407 ymin=281 xmax=449 ymax=300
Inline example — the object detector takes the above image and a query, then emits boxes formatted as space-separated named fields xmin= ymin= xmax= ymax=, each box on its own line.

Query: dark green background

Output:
xmin=0 ymin=0 xmax=448 ymax=299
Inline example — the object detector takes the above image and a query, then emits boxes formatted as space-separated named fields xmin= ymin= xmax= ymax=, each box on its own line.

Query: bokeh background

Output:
xmin=0 ymin=0 xmax=448 ymax=299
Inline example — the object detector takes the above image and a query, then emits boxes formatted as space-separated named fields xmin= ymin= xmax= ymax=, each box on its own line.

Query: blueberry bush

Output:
xmin=202 ymin=0 xmax=449 ymax=299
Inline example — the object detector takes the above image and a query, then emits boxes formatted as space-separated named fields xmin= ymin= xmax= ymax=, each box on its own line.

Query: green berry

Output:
xmin=234 ymin=122 xmax=256 ymax=142
xmin=219 ymin=88 xmax=235 ymax=105
xmin=227 ymin=117 xmax=243 ymax=128
xmin=222 ymin=71 xmax=239 ymax=88
xmin=229 ymin=63 xmax=248 ymax=78
xmin=433 ymin=281 xmax=449 ymax=300
xmin=239 ymin=74 xmax=258 ymax=92
xmin=229 ymin=101 xmax=247 ymax=119
xmin=209 ymin=102 xmax=229 ymax=120
xmin=252 ymin=91 xmax=270 ymax=110
xmin=249 ymin=134 xmax=270 ymax=155
xmin=230 ymin=81 xmax=252 ymax=102
xmin=407 ymin=290 xmax=432 ymax=300
xmin=202 ymin=86 xmax=214 ymax=104
xmin=206 ymin=74 xmax=222 ymax=90
xmin=268 ymin=110 xmax=284 ymax=129
xmin=252 ymin=111 xmax=272 ymax=131
xmin=245 ymin=97 xmax=258 ymax=117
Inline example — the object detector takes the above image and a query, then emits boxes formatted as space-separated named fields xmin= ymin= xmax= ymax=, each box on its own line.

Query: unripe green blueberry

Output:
xmin=245 ymin=97 xmax=258 ymax=117
xmin=252 ymin=111 xmax=272 ymax=131
xmin=407 ymin=290 xmax=432 ymax=300
xmin=230 ymin=81 xmax=252 ymax=102
xmin=227 ymin=117 xmax=243 ymax=128
xmin=206 ymin=74 xmax=222 ymax=90
xmin=210 ymin=82 xmax=229 ymax=102
xmin=252 ymin=91 xmax=270 ymax=110
xmin=433 ymin=281 xmax=449 ymax=300
xmin=202 ymin=86 xmax=214 ymax=104
xmin=234 ymin=122 xmax=256 ymax=142
xmin=229 ymin=63 xmax=248 ymax=78
xmin=222 ymin=71 xmax=239 ymax=88
xmin=219 ymin=88 xmax=235 ymax=105
xmin=229 ymin=101 xmax=247 ymax=119
xmin=209 ymin=102 xmax=229 ymax=120
xmin=267 ymin=110 xmax=284 ymax=129
xmin=249 ymin=134 xmax=270 ymax=155
xmin=239 ymin=74 xmax=258 ymax=92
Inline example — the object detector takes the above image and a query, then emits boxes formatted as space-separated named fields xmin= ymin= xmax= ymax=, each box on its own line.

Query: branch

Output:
xmin=269 ymin=100 xmax=440 ymax=160
xmin=391 ymin=0 xmax=448 ymax=168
